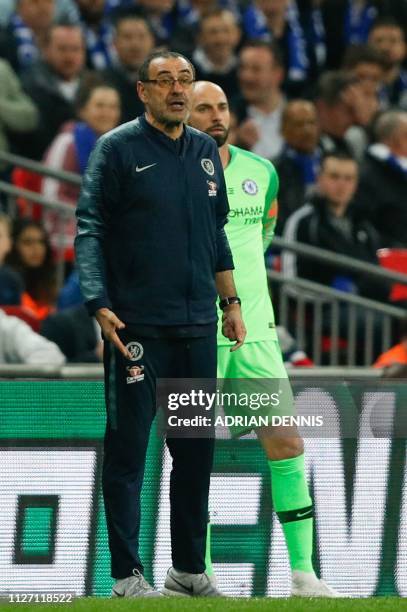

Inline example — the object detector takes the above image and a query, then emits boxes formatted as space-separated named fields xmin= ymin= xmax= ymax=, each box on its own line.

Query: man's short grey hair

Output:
xmin=138 ymin=51 xmax=195 ymax=82
xmin=374 ymin=110 xmax=407 ymax=143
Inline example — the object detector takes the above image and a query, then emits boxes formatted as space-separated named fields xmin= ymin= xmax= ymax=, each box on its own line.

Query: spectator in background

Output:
xmin=0 ymin=309 xmax=65 ymax=364
xmin=77 ymin=0 xmax=115 ymax=70
xmin=232 ymin=41 xmax=285 ymax=159
xmin=0 ymin=0 xmax=55 ymax=74
xmin=315 ymin=70 xmax=369 ymax=160
xmin=177 ymin=0 xmax=240 ymax=25
xmin=368 ymin=18 xmax=407 ymax=109
xmin=103 ymin=11 xmax=155 ymax=124
xmin=241 ymin=0 xmax=313 ymax=96
xmin=192 ymin=9 xmax=241 ymax=99
xmin=0 ymin=213 xmax=23 ymax=305
xmin=41 ymin=303 xmax=103 ymax=362
xmin=171 ymin=0 xmax=223 ymax=57
xmin=42 ymin=74 xmax=120 ymax=259
xmin=13 ymin=23 xmax=87 ymax=160
xmin=322 ymin=0 xmax=379 ymax=69
xmin=0 ymin=59 xmax=38 ymax=168
xmin=356 ymin=110 xmax=407 ymax=248
xmin=57 ymin=268 xmax=82 ymax=309
xmin=0 ymin=0 xmax=79 ymax=28
xmin=136 ymin=0 xmax=178 ymax=45
xmin=273 ymin=99 xmax=321 ymax=232
xmin=342 ymin=43 xmax=387 ymax=115
xmin=6 ymin=219 xmax=58 ymax=320
xmin=374 ymin=318 xmax=407 ymax=369
xmin=282 ymin=151 xmax=386 ymax=300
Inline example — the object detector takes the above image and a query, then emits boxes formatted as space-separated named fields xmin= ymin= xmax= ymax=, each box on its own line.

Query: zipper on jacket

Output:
xmin=177 ymin=150 xmax=192 ymax=323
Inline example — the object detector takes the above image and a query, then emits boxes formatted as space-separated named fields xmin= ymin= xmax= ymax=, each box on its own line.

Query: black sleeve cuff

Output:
xmin=216 ymin=257 xmax=235 ymax=272
xmin=85 ymin=296 xmax=112 ymax=316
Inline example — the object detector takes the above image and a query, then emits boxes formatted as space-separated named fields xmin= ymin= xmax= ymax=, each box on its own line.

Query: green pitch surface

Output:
xmin=0 ymin=598 xmax=404 ymax=611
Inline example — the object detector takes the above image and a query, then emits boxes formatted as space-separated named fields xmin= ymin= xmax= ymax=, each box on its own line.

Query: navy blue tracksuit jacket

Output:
xmin=75 ymin=114 xmax=234 ymax=325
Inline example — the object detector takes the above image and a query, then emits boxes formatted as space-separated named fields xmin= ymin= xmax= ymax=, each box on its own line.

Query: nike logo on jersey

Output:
xmin=136 ymin=163 xmax=157 ymax=172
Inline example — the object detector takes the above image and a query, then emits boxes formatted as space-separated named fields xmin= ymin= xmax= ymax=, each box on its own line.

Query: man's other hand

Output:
xmin=221 ymin=304 xmax=246 ymax=351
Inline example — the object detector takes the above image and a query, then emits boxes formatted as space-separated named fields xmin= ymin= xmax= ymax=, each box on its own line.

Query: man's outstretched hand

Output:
xmin=95 ymin=308 xmax=131 ymax=359
xmin=221 ymin=304 xmax=246 ymax=352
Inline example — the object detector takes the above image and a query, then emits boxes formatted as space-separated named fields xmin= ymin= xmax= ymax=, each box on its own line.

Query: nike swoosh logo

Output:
xmin=136 ymin=163 xmax=157 ymax=173
xmin=296 ymin=510 xmax=313 ymax=519
xmin=112 ymin=589 xmax=124 ymax=597
xmin=171 ymin=576 xmax=194 ymax=594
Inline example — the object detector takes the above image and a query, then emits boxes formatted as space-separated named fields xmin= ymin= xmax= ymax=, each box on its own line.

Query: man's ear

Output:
xmin=137 ymin=81 xmax=147 ymax=104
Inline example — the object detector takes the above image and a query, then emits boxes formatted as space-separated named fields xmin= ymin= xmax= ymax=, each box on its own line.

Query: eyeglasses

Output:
xmin=142 ymin=76 xmax=195 ymax=90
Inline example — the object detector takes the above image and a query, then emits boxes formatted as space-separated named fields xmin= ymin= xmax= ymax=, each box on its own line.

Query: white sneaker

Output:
xmin=162 ymin=567 xmax=224 ymax=597
xmin=111 ymin=569 xmax=163 ymax=598
xmin=291 ymin=571 xmax=342 ymax=597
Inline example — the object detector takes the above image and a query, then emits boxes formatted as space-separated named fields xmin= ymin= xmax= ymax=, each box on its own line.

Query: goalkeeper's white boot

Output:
xmin=162 ymin=567 xmax=224 ymax=597
xmin=111 ymin=569 xmax=163 ymax=597
xmin=291 ymin=571 xmax=342 ymax=597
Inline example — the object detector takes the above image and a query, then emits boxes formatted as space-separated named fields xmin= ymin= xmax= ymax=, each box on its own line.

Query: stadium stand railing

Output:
xmin=0 ymin=150 xmax=82 ymax=186
xmin=270 ymin=237 xmax=407 ymax=366
xmin=273 ymin=236 xmax=407 ymax=286
xmin=268 ymin=271 xmax=405 ymax=366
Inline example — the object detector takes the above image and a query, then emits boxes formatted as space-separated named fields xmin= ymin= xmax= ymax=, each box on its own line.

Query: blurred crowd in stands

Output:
xmin=0 ymin=0 xmax=406 ymax=367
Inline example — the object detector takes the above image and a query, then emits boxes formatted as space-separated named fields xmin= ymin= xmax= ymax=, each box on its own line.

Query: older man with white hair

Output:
xmin=355 ymin=109 xmax=407 ymax=247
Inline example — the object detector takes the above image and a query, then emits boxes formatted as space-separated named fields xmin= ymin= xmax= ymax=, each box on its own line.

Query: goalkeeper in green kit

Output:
xmin=189 ymin=81 xmax=339 ymax=598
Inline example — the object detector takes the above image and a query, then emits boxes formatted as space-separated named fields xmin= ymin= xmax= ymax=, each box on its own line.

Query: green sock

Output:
xmin=269 ymin=453 xmax=314 ymax=573
xmin=205 ymin=517 xmax=213 ymax=576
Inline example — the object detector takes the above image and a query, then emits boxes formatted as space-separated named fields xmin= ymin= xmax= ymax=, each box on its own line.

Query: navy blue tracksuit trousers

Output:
xmin=102 ymin=330 xmax=216 ymax=579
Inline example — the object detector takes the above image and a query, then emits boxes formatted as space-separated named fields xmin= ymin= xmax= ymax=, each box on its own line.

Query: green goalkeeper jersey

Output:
xmin=217 ymin=145 xmax=279 ymax=345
